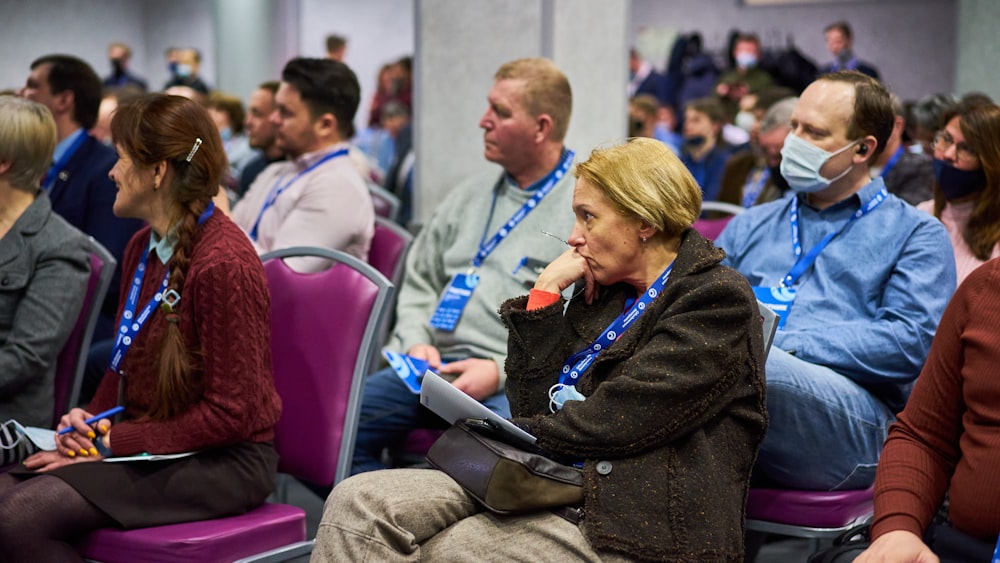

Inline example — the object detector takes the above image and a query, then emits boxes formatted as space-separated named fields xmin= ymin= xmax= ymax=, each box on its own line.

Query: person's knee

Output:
xmin=323 ymin=471 xmax=386 ymax=519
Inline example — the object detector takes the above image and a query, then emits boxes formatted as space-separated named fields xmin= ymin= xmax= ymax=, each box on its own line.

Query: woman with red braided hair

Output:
xmin=0 ymin=94 xmax=281 ymax=560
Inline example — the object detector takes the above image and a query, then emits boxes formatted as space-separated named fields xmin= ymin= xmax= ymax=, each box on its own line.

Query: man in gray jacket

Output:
xmin=351 ymin=58 xmax=577 ymax=474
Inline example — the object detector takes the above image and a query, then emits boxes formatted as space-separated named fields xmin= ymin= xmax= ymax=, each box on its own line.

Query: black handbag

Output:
xmin=426 ymin=419 xmax=583 ymax=515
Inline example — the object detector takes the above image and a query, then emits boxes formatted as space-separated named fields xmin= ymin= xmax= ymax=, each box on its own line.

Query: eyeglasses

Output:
xmin=933 ymin=130 xmax=979 ymax=164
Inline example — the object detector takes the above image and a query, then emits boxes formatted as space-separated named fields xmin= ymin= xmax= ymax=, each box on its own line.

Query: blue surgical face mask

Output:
xmin=176 ymin=63 xmax=193 ymax=78
xmin=219 ymin=127 xmax=232 ymax=142
xmin=779 ymin=133 xmax=860 ymax=193
xmin=933 ymin=158 xmax=986 ymax=201
xmin=735 ymin=52 xmax=758 ymax=69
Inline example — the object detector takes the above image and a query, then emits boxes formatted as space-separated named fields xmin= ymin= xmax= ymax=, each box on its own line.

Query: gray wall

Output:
xmin=0 ymin=0 xmax=216 ymax=94
xmin=631 ymin=0 xmax=958 ymax=101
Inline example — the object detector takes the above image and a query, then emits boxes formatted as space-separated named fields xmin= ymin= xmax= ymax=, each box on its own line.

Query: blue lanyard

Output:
xmin=472 ymin=149 xmax=574 ymax=268
xmin=558 ymin=264 xmax=673 ymax=386
xmin=879 ymin=146 xmax=904 ymax=179
xmin=783 ymin=187 xmax=888 ymax=287
xmin=742 ymin=167 xmax=770 ymax=208
xmin=109 ymin=202 xmax=215 ymax=374
xmin=249 ymin=148 xmax=348 ymax=241
xmin=43 ymin=132 xmax=87 ymax=191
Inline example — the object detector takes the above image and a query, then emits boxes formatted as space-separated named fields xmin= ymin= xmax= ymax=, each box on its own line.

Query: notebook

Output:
xmin=419 ymin=370 xmax=537 ymax=448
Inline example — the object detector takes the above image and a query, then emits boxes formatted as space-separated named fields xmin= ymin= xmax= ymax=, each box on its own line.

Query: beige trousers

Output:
xmin=311 ymin=468 xmax=633 ymax=562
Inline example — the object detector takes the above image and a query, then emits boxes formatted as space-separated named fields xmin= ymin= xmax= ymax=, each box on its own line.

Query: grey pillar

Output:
xmin=214 ymin=0 xmax=296 ymax=99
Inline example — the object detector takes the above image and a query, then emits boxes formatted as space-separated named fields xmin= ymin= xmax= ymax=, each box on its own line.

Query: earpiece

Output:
xmin=857 ymin=144 xmax=869 ymax=155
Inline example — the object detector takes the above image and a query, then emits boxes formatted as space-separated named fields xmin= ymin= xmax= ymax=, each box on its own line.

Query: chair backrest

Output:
xmin=701 ymin=201 xmax=746 ymax=216
xmin=693 ymin=201 xmax=746 ymax=242
xmin=368 ymin=217 xmax=413 ymax=358
xmin=368 ymin=217 xmax=413 ymax=289
xmin=261 ymin=247 xmax=395 ymax=488
xmin=368 ymin=182 xmax=401 ymax=223
xmin=758 ymin=301 xmax=778 ymax=361
xmin=52 ymin=238 xmax=117 ymax=427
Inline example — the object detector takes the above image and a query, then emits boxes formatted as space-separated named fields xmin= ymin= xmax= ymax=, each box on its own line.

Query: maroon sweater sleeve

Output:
xmin=871 ymin=259 xmax=1000 ymax=541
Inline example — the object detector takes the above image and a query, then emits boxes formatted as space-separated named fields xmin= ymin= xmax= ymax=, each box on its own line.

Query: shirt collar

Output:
xmin=503 ymin=148 xmax=570 ymax=192
xmin=148 ymin=227 xmax=180 ymax=264
xmin=797 ymin=176 xmax=887 ymax=213
xmin=52 ymin=128 xmax=85 ymax=163
xmin=291 ymin=142 xmax=350 ymax=172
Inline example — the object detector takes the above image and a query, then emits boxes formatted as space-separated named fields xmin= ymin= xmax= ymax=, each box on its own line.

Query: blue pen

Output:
xmin=57 ymin=406 xmax=125 ymax=435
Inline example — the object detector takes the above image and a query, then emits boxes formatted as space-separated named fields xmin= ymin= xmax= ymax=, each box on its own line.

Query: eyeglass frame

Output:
xmin=933 ymin=130 xmax=979 ymax=164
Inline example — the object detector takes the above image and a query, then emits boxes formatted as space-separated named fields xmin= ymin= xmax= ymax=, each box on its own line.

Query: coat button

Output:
xmin=1 ymin=277 xmax=8 ymax=286
xmin=596 ymin=460 xmax=613 ymax=475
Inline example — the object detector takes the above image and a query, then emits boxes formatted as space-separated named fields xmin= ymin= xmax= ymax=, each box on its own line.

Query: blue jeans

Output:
xmin=351 ymin=365 xmax=511 ymax=475
xmin=755 ymin=348 xmax=895 ymax=490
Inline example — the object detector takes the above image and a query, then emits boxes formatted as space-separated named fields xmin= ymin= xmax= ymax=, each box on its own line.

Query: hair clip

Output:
xmin=185 ymin=138 xmax=203 ymax=162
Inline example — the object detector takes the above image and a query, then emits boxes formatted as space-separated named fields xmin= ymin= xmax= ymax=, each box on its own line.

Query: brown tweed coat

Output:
xmin=500 ymin=229 xmax=767 ymax=562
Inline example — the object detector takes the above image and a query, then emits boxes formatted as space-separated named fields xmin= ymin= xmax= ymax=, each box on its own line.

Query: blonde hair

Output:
xmin=494 ymin=58 xmax=572 ymax=142
xmin=575 ymin=138 xmax=702 ymax=238
xmin=0 ymin=96 xmax=57 ymax=191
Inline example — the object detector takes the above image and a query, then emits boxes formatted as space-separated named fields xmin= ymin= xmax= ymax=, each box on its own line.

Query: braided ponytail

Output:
xmin=147 ymin=200 xmax=208 ymax=420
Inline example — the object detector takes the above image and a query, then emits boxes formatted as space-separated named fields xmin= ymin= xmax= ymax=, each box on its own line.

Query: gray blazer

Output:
xmin=0 ymin=192 xmax=91 ymax=428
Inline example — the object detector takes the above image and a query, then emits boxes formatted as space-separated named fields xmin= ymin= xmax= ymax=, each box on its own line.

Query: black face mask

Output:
xmin=684 ymin=135 xmax=707 ymax=149
xmin=933 ymin=158 xmax=986 ymax=201
xmin=629 ymin=118 xmax=645 ymax=137
xmin=111 ymin=58 xmax=125 ymax=77
xmin=769 ymin=164 xmax=790 ymax=193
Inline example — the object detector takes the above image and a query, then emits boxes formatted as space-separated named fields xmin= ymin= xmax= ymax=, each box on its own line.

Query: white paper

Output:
xmin=103 ymin=451 xmax=197 ymax=463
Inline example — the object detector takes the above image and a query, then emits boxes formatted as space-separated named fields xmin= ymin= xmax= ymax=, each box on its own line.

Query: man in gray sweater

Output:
xmin=351 ymin=58 xmax=577 ymax=474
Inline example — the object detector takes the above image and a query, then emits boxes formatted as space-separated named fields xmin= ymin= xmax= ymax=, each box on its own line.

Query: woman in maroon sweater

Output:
xmin=0 ymin=94 xmax=281 ymax=560
xmin=856 ymin=258 xmax=1000 ymax=562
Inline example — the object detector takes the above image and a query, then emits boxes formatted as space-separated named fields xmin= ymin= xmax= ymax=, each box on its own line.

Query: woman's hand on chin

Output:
xmin=534 ymin=248 xmax=598 ymax=304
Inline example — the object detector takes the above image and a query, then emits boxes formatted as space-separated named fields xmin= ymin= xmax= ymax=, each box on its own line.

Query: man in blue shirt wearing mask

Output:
xmin=716 ymin=71 xmax=955 ymax=492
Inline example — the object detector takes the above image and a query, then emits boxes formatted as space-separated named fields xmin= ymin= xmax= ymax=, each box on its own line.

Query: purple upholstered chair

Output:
xmin=693 ymin=200 xmax=744 ymax=241
xmin=369 ymin=181 xmax=401 ymax=223
xmin=52 ymin=238 xmax=116 ymax=427
xmin=367 ymin=216 xmax=413 ymax=363
xmin=745 ymin=301 xmax=874 ymax=551
xmin=746 ymin=487 xmax=874 ymax=550
xmin=368 ymin=216 xmax=413 ymax=289
xmin=76 ymin=247 xmax=395 ymax=562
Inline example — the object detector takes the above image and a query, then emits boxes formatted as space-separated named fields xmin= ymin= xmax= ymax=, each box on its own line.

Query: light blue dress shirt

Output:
xmin=716 ymin=177 xmax=955 ymax=410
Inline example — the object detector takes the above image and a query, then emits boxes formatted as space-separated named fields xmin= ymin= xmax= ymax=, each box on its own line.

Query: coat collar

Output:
xmin=562 ymin=229 xmax=724 ymax=367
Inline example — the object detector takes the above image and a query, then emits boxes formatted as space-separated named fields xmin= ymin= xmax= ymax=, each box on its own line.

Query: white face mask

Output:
xmin=735 ymin=111 xmax=756 ymax=132
xmin=779 ymin=133 xmax=860 ymax=193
